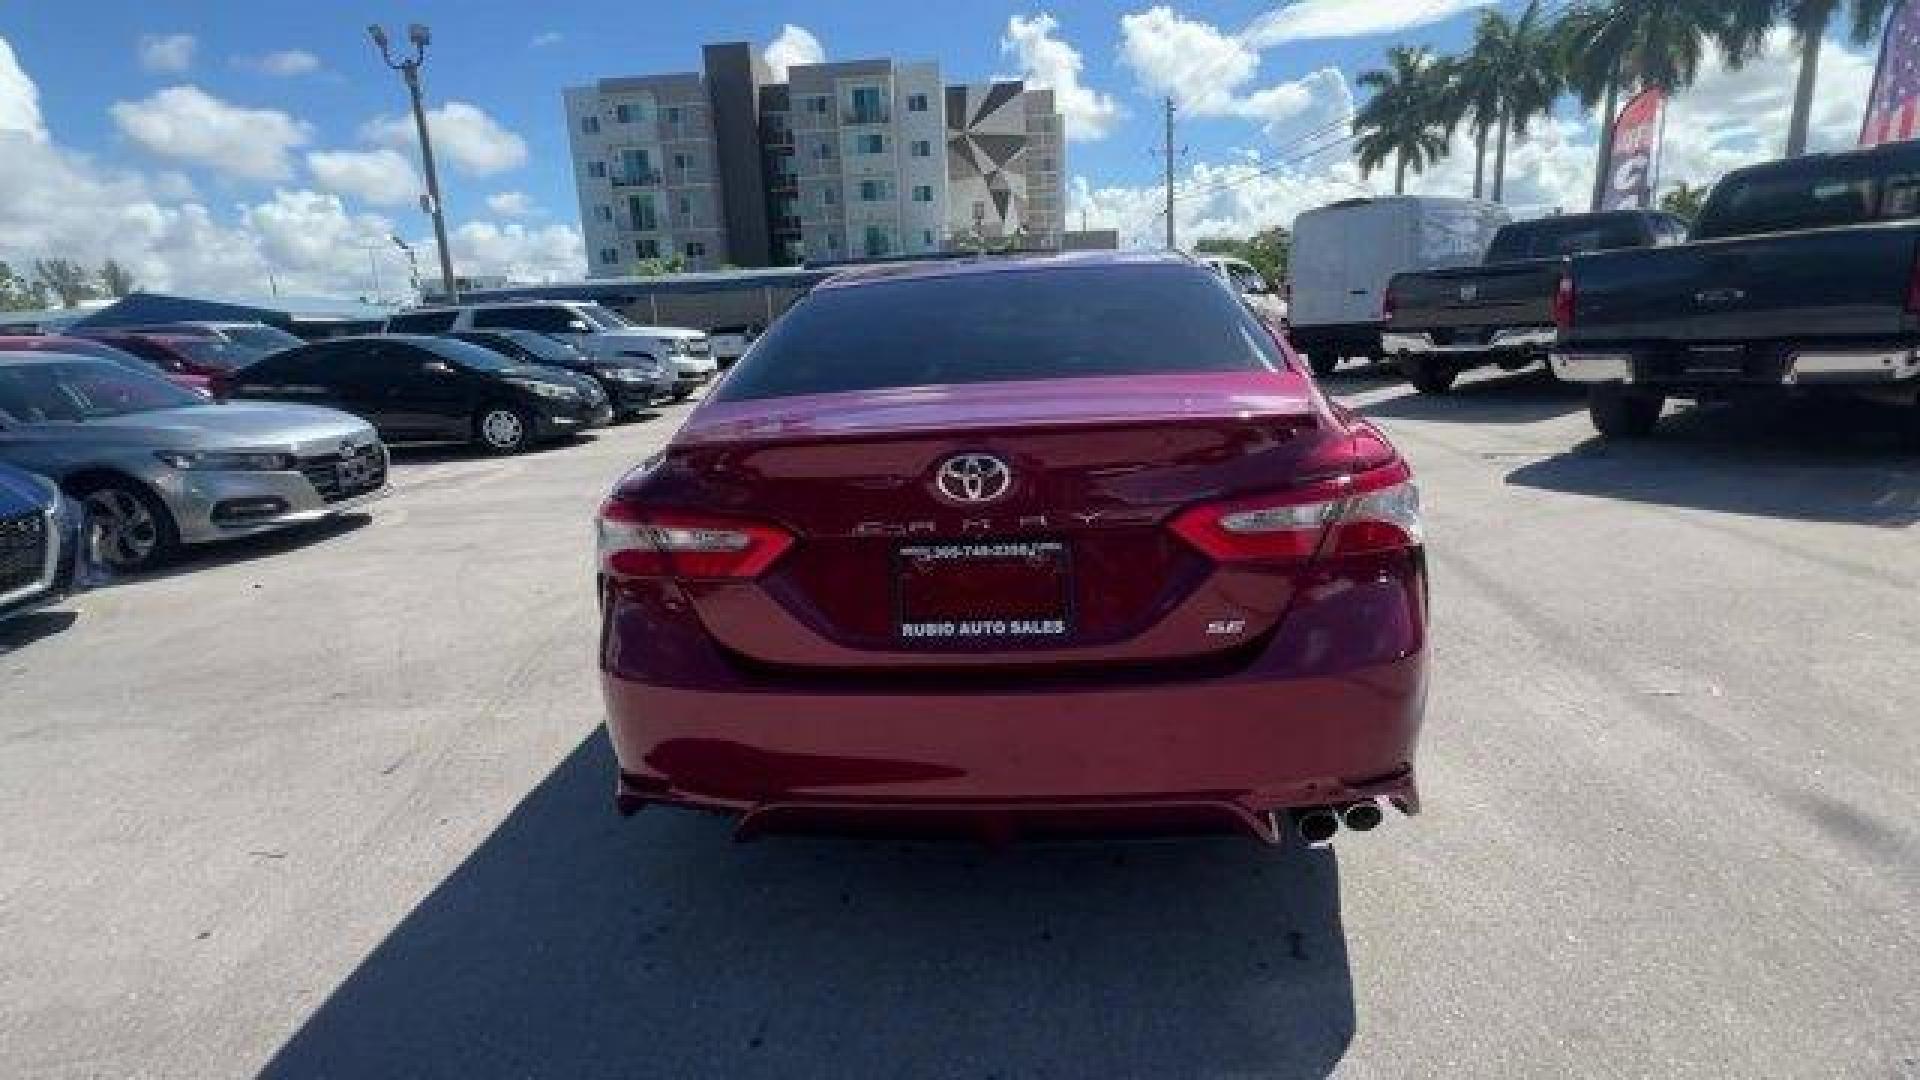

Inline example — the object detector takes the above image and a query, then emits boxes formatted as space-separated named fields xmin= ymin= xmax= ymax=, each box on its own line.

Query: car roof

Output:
xmin=814 ymin=250 xmax=1194 ymax=292
xmin=397 ymin=299 xmax=593 ymax=314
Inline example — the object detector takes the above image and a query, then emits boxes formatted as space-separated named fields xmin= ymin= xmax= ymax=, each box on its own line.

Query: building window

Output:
xmin=594 ymin=204 xmax=612 ymax=222
xmin=587 ymin=161 xmax=606 ymax=178
xmin=678 ymin=195 xmax=692 ymax=215
xmin=823 ymin=185 xmax=837 ymax=206
xmin=911 ymin=139 xmax=931 ymax=158
xmin=673 ymin=152 xmax=688 ymax=170
xmin=580 ymin=115 xmax=600 ymax=134
xmin=621 ymin=148 xmax=656 ymax=184
xmin=859 ymin=179 xmax=893 ymax=202
xmin=666 ymin=106 xmax=681 ymax=125
xmin=848 ymin=85 xmax=888 ymax=124
xmin=807 ymin=95 xmax=830 ymax=114
xmin=813 ymin=140 xmax=835 ymax=161
xmin=921 ymin=229 xmax=934 ymax=247
xmin=911 ymin=185 xmax=932 ymax=203
xmin=686 ymin=241 xmax=705 ymax=259
xmin=598 ymin=247 xmax=618 ymax=265
xmin=637 ymin=237 xmax=659 ymax=258
xmin=855 ymin=132 xmax=886 ymax=155
xmin=907 ymin=93 xmax=929 ymax=113
xmin=863 ymin=226 xmax=893 ymax=257
xmin=615 ymin=103 xmax=631 ymax=124
xmin=629 ymin=194 xmax=658 ymax=231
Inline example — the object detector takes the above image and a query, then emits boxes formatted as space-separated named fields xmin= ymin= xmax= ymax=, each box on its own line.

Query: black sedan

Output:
xmin=227 ymin=335 xmax=610 ymax=454
xmin=448 ymin=328 xmax=671 ymax=419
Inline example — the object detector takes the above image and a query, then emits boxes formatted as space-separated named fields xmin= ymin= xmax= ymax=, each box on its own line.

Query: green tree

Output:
xmin=630 ymin=254 xmax=687 ymax=277
xmin=1194 ymin=226 xmax=1291 ymax=284
xmin=1775 ymin=1 xmax=1898 ymax=156
xmin=32 ymin=258 xmax=97 ymax=308
xmin=0 ymin=262 xmax=46 ymax=310
xmin=1660 ymin=181 xmax=1711 ymax=220
xmin=100 ymin=259 xmax=138 ymax=298
xmin=1353 ymin=46 xmax=1453 ymax=195
xmin=1558 ymin=2 xmax=1770 ymax=212
xmin=1443 ymin=40 xmax=1504 ymax=199
xmin=1460 ymin=1 xmax=1565 ymax=203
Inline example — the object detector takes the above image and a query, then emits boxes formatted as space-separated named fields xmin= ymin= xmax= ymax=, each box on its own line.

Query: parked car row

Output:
xmin=1288 ymin=142 xmax=1920 ymax=441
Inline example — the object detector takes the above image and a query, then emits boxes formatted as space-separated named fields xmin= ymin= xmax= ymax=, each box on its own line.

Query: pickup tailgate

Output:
xmin=1389 ymin=258 xmax=1561 ymax=338
xmin=1568 ymin=223 xmax=1920 ymax=347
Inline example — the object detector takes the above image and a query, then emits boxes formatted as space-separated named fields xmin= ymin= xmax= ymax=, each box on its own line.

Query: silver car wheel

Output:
xmin=480 ymin=408 xmax=525 ymax=451
xmin=86 ymin=488 xmax=159 ymax=569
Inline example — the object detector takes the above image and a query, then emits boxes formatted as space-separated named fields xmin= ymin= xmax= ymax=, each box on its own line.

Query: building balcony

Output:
xmin=842 ymin=108 xmax=891 ymax=126
xmin=611 ymin=170 xmax=662 ymax=188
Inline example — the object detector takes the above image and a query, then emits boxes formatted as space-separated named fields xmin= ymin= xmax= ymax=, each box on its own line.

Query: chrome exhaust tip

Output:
xmin=1340 ymin=800 xmax=1384 ymax=832
xmin=1296 ymin=808 xmax=1340 ymax=848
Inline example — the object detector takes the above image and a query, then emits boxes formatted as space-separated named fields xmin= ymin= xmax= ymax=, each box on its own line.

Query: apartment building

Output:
xmin=565 ymin=43 xmax=1066 ymax=276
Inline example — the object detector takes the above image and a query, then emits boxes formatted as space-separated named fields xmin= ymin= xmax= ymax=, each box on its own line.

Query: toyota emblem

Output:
xmin=934 ymin=453 xmax=1013 ymax=504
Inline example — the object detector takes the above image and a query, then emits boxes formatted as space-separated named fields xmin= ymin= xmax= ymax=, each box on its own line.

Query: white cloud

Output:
xmin=530 ymin=32 xmax=564 ymax=48
xmin=486 ymin=190 xmax=537 ymax=217
xmin=111 ymin=85 xmax=310 ymax=180
xmin=1242 ymin=0 xmax=1493 ymax=48
xmin=0 ymin=38 xmax=47 ymax=142
xmin=306 ymin=148 xmax=419 ymax=207
xmin=238 ymin=49 xmax=321 ymax=77
xmin=764 ymin=25 xmax=825 ymax=81
xmin=138 ymin=33 xmax=196 ymax=74
xmin=362 ymin=101 xmax=526 ymax=176
xmin=429 ymin=220 xmax=585 ymax=284
xmin=0 ymin=36 xmax=576 ymax=300
xmin=1001 ymin=14 xmax=1122 ymax=142
xmin=1118 ymin=8 xmax=1353 ymax=142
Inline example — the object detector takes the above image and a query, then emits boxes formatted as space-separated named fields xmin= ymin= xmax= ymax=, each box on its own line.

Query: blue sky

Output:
xmin=0 ymin=2 xmax=1888 ymax=296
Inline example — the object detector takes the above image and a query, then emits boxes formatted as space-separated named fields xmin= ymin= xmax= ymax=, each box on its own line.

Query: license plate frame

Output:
xmin=894 ymin=540 xmax=1074 ymax=643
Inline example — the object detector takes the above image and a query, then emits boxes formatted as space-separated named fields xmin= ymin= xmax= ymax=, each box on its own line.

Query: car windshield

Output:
xmin=717 ymin=263 xmax=1283 ymax=402
xmin=502 ymin=332 xmax=580 ymax=364
xmin=421 ymin=337 xmax=518 ymax=373
xmin=578 ymin=304 xmax=633 ymax=329
xmin=0 ymin=360 xmax=202 ymax=422
xmin=160 ymin=336 xmax=258 ymax=371
xmin=1485 ymin=216 xmax=1648 ymax=260
xmin=220 ymin=324 xmax=304 ymax=352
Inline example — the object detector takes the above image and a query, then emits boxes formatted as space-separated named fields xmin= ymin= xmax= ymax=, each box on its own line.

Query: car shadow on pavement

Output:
xmin=1508 ymin=399 xmax=1920 ymax=526
xmin=0 ymin=608 xmax=78 ymax=654
xmin=1356 ymin=368 xmax=1586 ymax=425
xmin=262 ymin=732 xmax=1356 ymax=1080
xmin=101 ymin=513 xmax=375 ymax=589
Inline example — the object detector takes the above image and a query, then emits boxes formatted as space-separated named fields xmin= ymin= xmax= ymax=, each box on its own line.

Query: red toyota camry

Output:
xmin=598 ymin=252 xmax=1427 ymax=846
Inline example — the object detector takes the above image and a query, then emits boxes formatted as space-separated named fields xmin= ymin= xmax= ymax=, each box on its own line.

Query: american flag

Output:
xmin=1863 ymin=1 xmax=1920 ymax=147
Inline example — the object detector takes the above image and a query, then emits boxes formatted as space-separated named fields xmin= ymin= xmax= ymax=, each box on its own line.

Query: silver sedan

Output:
xmin=0 ymin=354 xmax=389 ymax=573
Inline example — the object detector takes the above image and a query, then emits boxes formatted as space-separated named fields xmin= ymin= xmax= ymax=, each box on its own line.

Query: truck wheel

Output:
xmin=1402 ymin=356 xmax=1458 ymax=395
xmin=1589 ymin=388 xmax=1664 ymax=438
xmin=1307 ymin=353 xmax=1339 ymax=378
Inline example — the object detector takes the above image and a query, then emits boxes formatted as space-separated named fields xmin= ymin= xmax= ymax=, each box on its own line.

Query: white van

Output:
xmin=1289 ymin=196 xmax=1510 ymax=376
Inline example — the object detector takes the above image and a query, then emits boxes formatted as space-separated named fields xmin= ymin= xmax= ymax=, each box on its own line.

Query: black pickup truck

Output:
xmin=1382 ymin=210 xmax=1688 ymax=394
xmin=1555 ymin=143 xmax=1920 ymax=437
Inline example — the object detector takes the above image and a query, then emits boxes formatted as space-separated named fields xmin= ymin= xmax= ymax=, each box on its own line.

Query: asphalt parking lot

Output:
xmin=3 ymin=371 xmax=1917 ymax=1079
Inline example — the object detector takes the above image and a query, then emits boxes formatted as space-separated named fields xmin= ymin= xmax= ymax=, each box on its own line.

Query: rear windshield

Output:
xmin=715 ymin=264 xmax=1282 ymax=402
xmin=1694 ymin=158 xmax=1920 ymax=239
xmin=221 ymin=324 xmax=303 ymax=352
xmin=1486 ymin=215 xmax=1647 ymax=260
xmin=387 ymin=309 xmax=459 ymax=334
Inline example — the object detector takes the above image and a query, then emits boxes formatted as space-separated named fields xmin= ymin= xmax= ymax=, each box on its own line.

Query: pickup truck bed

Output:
xmin=1553 ymin=145 xmax=1920 ymax=438
xmin=1384 ymin=210 xmax=1683 ymax=394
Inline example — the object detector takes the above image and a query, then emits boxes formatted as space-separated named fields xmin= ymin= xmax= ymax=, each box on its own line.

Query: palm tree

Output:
xmin=1558 ymin=2 xmax=1772 ymax=211
xmin=1778 ymin=1 xmax=1898 ymax=156
xmin=1473 ymin=1 xmax=1565 ymax=203
xmin=1444 ymin=40 xmax=1504 ymax=199
xmin=1353 ymin=46 xmax=1453 ymax=195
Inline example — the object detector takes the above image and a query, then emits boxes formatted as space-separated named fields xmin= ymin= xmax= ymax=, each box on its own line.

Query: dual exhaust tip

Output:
xmin=1296 ymin=801 xmax=1384 ymax=847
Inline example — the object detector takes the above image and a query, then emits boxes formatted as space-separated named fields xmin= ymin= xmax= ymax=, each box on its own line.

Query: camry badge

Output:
xmin=934 ymin=453 xmax=1013 ymax=504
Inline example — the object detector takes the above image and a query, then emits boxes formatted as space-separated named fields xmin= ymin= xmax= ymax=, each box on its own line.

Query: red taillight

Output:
xmin=1170 ymin=457 xmax=1421 ymax=565
xmin=597 ymin=501 xmax=794 ymax=580
xmin=1552 ymin=274 xmax=1575 ymax=331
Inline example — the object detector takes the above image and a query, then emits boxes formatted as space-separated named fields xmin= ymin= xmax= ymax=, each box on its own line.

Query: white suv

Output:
xmin=385 ymin=301 xmax=717 ymax=400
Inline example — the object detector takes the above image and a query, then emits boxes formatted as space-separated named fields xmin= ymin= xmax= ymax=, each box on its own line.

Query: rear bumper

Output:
xmin=1385 ymin=327 xmax=1556 ymax=362
xmin=599 ymin=551 xmax=1428 ymax=842
xmin=1553 ymin=346 xmax=1920 ymax=388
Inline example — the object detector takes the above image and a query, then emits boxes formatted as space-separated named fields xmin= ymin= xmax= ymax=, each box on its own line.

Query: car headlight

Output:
xmin=155 ymin=450 xmax=295 ymax=471
xmin=601 ymin=367 xmax=655 ymax=381
xmin=507 ymin=379 xmax=577 ymax=400
xmin=667 ymin=339 xmax=690 ymax=355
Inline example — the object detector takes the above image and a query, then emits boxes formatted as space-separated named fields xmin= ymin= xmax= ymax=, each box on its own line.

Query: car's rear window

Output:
xmin=1485 ymin=215 xmax=1647 ymax=260
xmin=387 ymin=309 xmax=460 ymax=334
xmin=715 ymin=264 xmax=1282 ymax=402
xmin=1694 ymin=157 xmax=1920 ymax=239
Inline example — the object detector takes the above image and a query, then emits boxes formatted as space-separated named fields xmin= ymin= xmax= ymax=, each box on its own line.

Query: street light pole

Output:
xmin=369 ymin=23 xmax=458 ymax=303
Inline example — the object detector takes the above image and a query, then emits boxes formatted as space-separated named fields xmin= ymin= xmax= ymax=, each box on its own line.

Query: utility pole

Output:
xmin=1163 ymin=96 xmax=1177 ymax=251
xmin=369 ymin=23 xmax=458 ymax=304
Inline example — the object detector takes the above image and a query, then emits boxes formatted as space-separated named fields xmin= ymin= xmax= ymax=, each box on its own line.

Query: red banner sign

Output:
xmin=1602 ymin=88 xmax=1665 ymax=211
